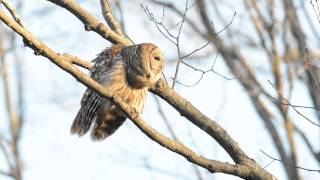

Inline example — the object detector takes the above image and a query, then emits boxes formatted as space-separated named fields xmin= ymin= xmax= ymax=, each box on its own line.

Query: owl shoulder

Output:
xmin=90 ymin=45 xmax=125 ymax=80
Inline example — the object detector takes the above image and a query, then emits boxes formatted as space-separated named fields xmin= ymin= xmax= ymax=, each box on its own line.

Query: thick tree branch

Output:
xmin=47 ymin=0 xmax=130 ymax=45
xmin=0 ymin=1 xmax=281 ymax=178
xmin=0 ymin=8 xmax=279 ymax=180
xmin=99 ymin=0 xmax=123 ymax=35
xmin=154 ymin=96 xmax=204 ymax=180
xmin=151 ymin=80 xmax=250 ymax=164
xmin=120 ymin=0 xmax=317 ymax=179
xmin=47 ymin=0 xmax=255 ymax=166
xmin=0 ymin=0 xmax=24 ymax=27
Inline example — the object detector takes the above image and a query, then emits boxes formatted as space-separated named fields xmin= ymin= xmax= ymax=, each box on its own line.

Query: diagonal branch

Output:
xmin=47 ymin=0 xmax=130 ymax=45
xmin=294 ymin=125 xmax=320 ymax=163
xmin=0 ymin=8 xmax=278 ymax=180
xmin=63 ymin=53 xmax=93 ymax=69
xmin=150 ymin=79 xmax=250 ymax=164
xmin=154 ymin=96 xmax=204 ymax=180
xmin=99 ymin=0 xmax=123 ymax=35
xmin=47 ymin=0 xmax=253 ymax=166
xmin=0 ymin=1 xmax=281 ymax=179
xmin=0 ymin=0 xmax=24 ymax=27
xmin=0 ymin=169 xmax=12 ymax=178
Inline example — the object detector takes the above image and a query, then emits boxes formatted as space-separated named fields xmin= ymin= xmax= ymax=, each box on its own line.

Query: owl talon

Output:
xmin=129 ymin=108 xmax=139 ymax=119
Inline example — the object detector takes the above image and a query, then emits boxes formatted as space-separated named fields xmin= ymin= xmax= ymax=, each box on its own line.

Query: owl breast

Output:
xmin=102 ymin=60 xmax=148 ymax=114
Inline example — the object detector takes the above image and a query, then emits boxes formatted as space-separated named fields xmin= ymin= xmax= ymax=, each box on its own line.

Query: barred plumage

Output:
xmin=71 ymin=43 xmax=164 ymax=140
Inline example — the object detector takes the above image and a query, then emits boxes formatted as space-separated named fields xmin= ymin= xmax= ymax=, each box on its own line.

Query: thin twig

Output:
xmin=145 ymin=1 xmax=236 ymax=89
xmin=175 ymin=52 xmax=237 ymax=87
xmin=142 ymin=4 xmax=177 ymax=45
xmin=153 ymin=96 xmax=178 ymax=140
xmin=294 ymin=125 xmax=320 ymax=162
xmin=310 ymin=0 xmax=320 ymax=24
xmin=267 ymin=80 xmax=320 ymax=127
xmin=0 ymin=136 xmax=13 ymax=170
xmin=171 ymin=0 xmax=189 ymax=89
xmin=261 ymin=150 xmax=320 ymax=173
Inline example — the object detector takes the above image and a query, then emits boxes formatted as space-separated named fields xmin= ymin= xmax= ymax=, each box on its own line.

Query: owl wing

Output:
xmin=71 ymin=48 xmax=117 ymax=136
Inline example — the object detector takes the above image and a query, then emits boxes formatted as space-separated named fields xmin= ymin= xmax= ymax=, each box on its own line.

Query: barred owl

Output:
xmin=71 ymin=43 xmax=164 ymax=140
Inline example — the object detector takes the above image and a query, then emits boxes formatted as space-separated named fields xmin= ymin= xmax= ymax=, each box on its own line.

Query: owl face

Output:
xmin=123 ymin=43 xmax=164 ymax=89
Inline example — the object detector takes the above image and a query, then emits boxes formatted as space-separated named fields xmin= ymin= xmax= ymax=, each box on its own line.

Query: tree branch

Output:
xmin=0 ymin=1 xmax=280 ymax=179
xmin=0 ymin=169 xmax=12 ymax=178
xmin=0 ymin=8 xmax=279 ymax=180
xmin=151 ymin=79 xmax=251 ymax=164
xmin=63 ymin=53 xmax=93 ymax=70
xmin=47 ymin=0 xmax=130 ymax=45
xmin=99 ymin=0 xmax=123 ymax=35
xmin=47 ymin=0 xmax=255 ymax=167
xmin=0 ymin=0 xmax=24 ymax=27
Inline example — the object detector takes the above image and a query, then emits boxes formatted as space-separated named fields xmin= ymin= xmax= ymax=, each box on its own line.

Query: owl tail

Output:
xmin=91 ymin=115 xmax=126 ymax=141
xmin=70 ymin=108 xmax=95 ymax=137
xmin=71 ymin=90 xmax=104 ymax=136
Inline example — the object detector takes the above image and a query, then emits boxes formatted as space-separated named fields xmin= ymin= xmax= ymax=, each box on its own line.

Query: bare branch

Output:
xmin=47 ymin=0 xmax=130 ymax=45
xmin=0 ymin=0 xmax=24 ymax=27
xmin=261 ymin=150 xmax=320 ymax=173
xmin=0 ymin=1 xmax=283 ymax=179
xmin=99 ymin=0 xmax=124 ymax=35
xmin=310 ymin=0 xmax=320 ymax=24
xmin=305 ymin=48 xmax=320 ymax=89
xmin=181 ymin=41 xmax=211 ymax=60
xmin=151 ymin=80 xmax=249 ymax=164
xmin=154 ymin=96 xmax=178 ymax=140
xmin=0 ymin=8 xmax=279 ymax=179
xmin=267 ymin=80 xmax=320 ymax=127
xmin=195 ymin=1 xmax=295 ymax=178
xmin=0 ymin=136 xmax=13 ymax=170
xmin=294 ymin=125 xmax=320 ymax=163
xmin=63 ymin=53 xmax=93 ymax=70
xmin=175 ymin=52 xmax=237 ymax=88
xmin=141 ymin=5 xmax=177 ymax=45
xmin=154 ymin=96 xmax=204 ymax=180
xmin=0 ymin=169 xmax=12 ymax=178
xmin=142 ymin=1 xmax=195 ymax=89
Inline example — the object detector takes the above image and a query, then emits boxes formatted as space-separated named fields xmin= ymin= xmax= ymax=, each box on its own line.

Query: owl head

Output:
xmin=122 ymin=43 xmax=164 ymax=89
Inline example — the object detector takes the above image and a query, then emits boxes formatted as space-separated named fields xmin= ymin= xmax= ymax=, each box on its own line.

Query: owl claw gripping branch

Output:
xmin=71 ymin=43 xmax=165 ymax=140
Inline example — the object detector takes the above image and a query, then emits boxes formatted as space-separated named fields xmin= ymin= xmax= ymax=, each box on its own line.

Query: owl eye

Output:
xmin=154 ymin=55 xmax=161 ymax=61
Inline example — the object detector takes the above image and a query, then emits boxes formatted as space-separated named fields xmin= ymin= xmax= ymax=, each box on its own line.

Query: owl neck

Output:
xmin=125 ymin=70 xmax=149 ymax=89
xmin=123 ymin=54 xmax=150 ymax=89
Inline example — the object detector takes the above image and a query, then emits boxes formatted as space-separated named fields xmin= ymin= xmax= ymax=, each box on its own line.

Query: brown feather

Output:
xmin=71 ymin=43 xmax=164 ymax=140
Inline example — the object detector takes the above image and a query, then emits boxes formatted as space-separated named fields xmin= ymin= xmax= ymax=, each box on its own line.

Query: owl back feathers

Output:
xmin=71 ymin=45 xmax=148 ymax=140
